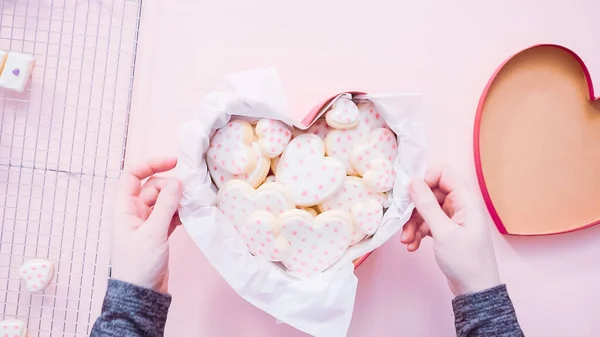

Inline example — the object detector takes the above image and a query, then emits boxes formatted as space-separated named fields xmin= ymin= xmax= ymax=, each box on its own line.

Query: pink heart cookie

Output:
xmin=217 ymin=180 xmax=295 ymax=229
xmin=363 ymin=159 xmax=396 ymax=192
xmin=350 ymin=127 xmax=397 ymax=176
xmin=19 ymin=259 xmax=55 ymax=293
xmin=239 ymin=210 xmax=289 ymax=261
xmin=208 ymin=141 xmax=270 ymax=188
xmin=318 ymin=176 xmax=385 ymax=245
xmin=0 ymin=319 xmax=26 ymax=337
xmin=325 ymin=97 xmax=360 ymax=129
xmin=279 ymin=209 xmax=353 ymax=277
xmin=255 ymin=119 xmax=292 ymax=158
xmin=324 ymin=100 xmax=388 ymax=175
xmin=207 ymin=119 xmax=257 ymax=174
xmin=351 ymin=200 xmax=384 ymax=235
xmin=276 ymin=134 xmax=345 ymax=206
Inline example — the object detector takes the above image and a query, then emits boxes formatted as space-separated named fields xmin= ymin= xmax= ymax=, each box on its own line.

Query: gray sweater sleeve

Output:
xmin=90 ymin=279 xmax=171 ymax=337
xmin=453 ymin=284 xmax=524 ymax=337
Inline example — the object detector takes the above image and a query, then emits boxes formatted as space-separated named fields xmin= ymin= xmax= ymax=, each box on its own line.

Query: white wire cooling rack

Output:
xmin=0 ymin=0 xmax=142 ymax=335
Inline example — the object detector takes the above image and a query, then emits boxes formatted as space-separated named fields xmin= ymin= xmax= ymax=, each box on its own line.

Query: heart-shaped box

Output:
xmin=474 ymin=44 xmax=600 ymax=236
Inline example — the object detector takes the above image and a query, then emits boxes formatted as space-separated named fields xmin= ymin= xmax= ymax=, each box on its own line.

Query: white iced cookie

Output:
xmin=0 ymin=319 xmax=27 ymax=337
xmin=325 ymin=97 xmax=360 ymax=129
xmin=270 ymin=157 xmax=280 ymax=174
xmin=239 ymin=210 xmax=289 ymax=261
xmin=217 ymin=180 xmax=295 ymax=229
xmin=0 ymin=52 xmax=35 ymax=93
xmin=324 ymin=99 xmax=388 ymax=175
xmin=280 ymin=209 xmax=353 ymax=277
xmin=208 ymin=141 xmax=269 ymax=188
xmin=292 ymin=119 xmax=331 ymax=140
xmin=255 ymin=119 xmax=292 ymax=158
xmin=207 ymin=119 xmax=257 ymax=175
xmin=319 ymin=176 xmax=385 ymax=244
xmin=350 ymin=127 xmax=397 ymax=176
xmin=351 ymin=200 xmax=384 ymax=235
xmin=276 ymin=134 xmax=345 ymax=206
xmin=363 ymin=158 xmax=396 ymax=192
xmin=264 ymin=175 xmax=276 ymax=183
xmin=19 ymin=259 xmax=55 ymax=293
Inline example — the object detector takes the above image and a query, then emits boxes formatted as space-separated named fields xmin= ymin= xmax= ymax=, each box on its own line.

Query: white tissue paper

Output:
xmin=177 ymin=68 xmax=426 ymax=337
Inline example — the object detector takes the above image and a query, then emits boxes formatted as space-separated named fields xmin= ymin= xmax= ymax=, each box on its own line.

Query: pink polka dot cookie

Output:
xmin=299 ymin=119 xmax=331 ymax=140
xmin=350 ymin=127 xmax=398 ymax=176
xmin=19 ymin=259 xmax=55 ymax=293
xmin=239 ymin=210 xmax=290 ymax=261
xmin=351 ymin=200 xmax=384 ymax=235
xmin=324 ymin=100 xmax=389 ymax=175
xmin=217 ymin=180 xmax=295 ymax=229
xmin=276 ymin=134 xmax=345 ymax=207
xmin=255 ymin=119 xmax=292 ymax=158
xmin=0 ymin=319 xmax=26 ymax=337
xmin=362 ymin=158 xmax=396 ymax=192
xmin=208 ymin=141 xmax=270 ymax=188
xmin=318 ymin=176 xmax=385 ymax=244
xmin=207 ymin=119 xmax=257 ymax=174
xmin=279 ymin=209 xmax=353 ymax=277
xmin=325 ymin=97 xmax=360 ymax=129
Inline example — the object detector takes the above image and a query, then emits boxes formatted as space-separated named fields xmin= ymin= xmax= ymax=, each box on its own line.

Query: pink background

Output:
xmin=126 ymin=1 xmax=600 ymax=336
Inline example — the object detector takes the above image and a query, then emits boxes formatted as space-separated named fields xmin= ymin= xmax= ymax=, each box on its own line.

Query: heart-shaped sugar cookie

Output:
xmin=255 ymin=119 xmax=292 ymax=158
xmin=475 ymin=44 xmax=600 ymax=235
xmin=292 ymin=119 xmax=331 ymax=140
xmin=350 ymin=127 xmax=397 ymax=176
xmin=239 ymin=210 xmax=289 ymax=261
xmin=325 ymin=97 xmax=360 ymax=129
xmin=208 ymin=141 xmax=270 ymax=188
xmin=0 ymin=319 xmax=27 ymax=337
xmin=216 ymin=180 xmax=295 ymax=229
xmin=19 ymin=259 xmax=55 ymax=293
xmin=279 ymin=209 xmax=352 ymax=277
xmin=207 ymin=119 xmax=257 ymax=174
xmin=363 ymin=159 xmax=395 ymax=192
xmin=351 ymin=200 xmax=384 ymax=235
xmin=324 ymin=99 xmax=388 ymax=175
xmin=276 ymin=134 xmax=345 ymax=206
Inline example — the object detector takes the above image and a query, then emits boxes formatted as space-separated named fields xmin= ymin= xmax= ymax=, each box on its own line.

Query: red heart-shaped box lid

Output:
xmin=475 ymin=44 xmax=600 ymax=236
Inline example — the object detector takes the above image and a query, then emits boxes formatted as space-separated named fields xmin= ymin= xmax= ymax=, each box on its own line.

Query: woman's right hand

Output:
xmin=400 ymin=166 xmax=501 ymax=296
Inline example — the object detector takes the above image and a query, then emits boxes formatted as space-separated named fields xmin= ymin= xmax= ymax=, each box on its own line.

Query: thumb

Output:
xmin=146 ymin=181 xmax=182 ymax=237
xmin=409 ymin=180 xmax=450 ymax=236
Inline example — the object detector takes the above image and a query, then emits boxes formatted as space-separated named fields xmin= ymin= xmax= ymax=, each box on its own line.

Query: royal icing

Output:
xmin=255 ymin=119 xmax=292 ymax=158
xmin=318 ymin=176 xmax=385 ymax=245
xmin=350 ymin=127 xmax=397 ymax=175
xmin=324 ymin=99 xmax=389 ymax=175
xmin=216 ymin=180 xmax=295 ymax=229
xmin=351 ymin=199 xmax=384 ymax=235
xmin=325 ymin=97 xmax=360 ymax=129
xmin=300 ymin=207 xmax=318 ymax=217
xmin=362 ymin=158 xmax=396 ymax=192
xmin=207 ymin=119 xmax=257 ymax=174
xmin=276 ymin=134 xmax=345 ymax=206
xmin=19 ymin=259 xmax=55 ymax=293
xmin=279 ymin=209 xmax=353 ymax=277
xmin=239 ymin=210 xmax=289 ymax=261
xmin=208 ymin=141 xmax=270 ymax=188
xmin=0 ymin=320 xmax=26 ymax=337
xmin=293 ymin=119 xmax=331 ymax=140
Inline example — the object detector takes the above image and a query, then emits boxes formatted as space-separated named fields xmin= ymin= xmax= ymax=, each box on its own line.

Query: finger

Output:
xmin=407 ymin=231 xmax=422 ymax=252
xmin=120 ymin=157 xmax=178 ymax=196
xmin=139 ymin=177 xmax=172 ymax=207
xmin=425 ymin=166 xmax=472 ymax=204
xmin=409 ymin=180 xmax=451 ymax=236
xmin=432 ymin=187 xmax=446 ymax=205
xmin=401 ymin=216 xmax=419 ymax=244
xmin=145 ymin=181 xmax=183 ymax=237
xmin=417 ymin=221 xmax=432 ymax=238
xmin=167 ymin=213 xmax=182 ymax=237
